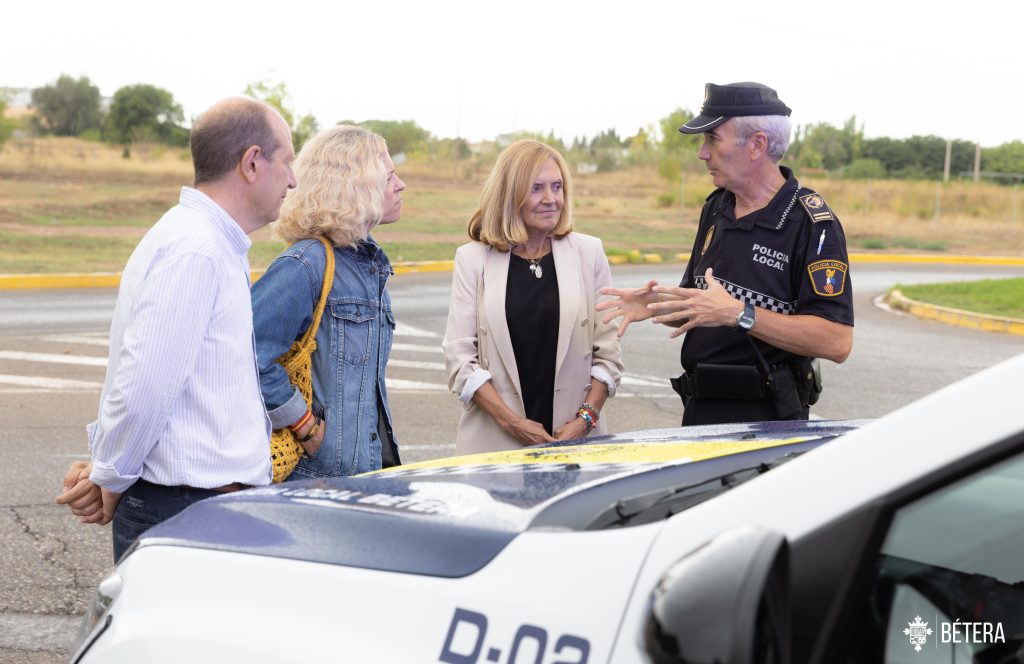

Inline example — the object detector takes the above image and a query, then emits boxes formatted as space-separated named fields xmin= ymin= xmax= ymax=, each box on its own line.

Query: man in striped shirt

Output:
xmin=56 ymin=96 xmax=296 ymax=561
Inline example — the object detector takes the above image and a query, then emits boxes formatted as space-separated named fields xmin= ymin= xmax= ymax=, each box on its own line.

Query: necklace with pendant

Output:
xmin=519 ymin=240 xmax=548 ymax=279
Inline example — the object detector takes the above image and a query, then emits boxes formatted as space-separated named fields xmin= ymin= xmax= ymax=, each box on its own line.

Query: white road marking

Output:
xmin=621 ymin=375 xmax=668 ymax=387
xmin=0 ymin=374 xmax=103 ymax=389
xmin=0 ymin=613 xmax=79 ymax=652
xmin=394 ymin=323 xmax=439 ymax=338
xmin=391 ymin=342 xmax=442 ymax=354
xmin=388 ymin=359 xmax=446 ymax=371
xmin=2 ymin=336 xmax=673 ymax=398
xmin=385 ymin=378 xmax=448 ymax=391
xmin=41 ymin=333 xmax=111 ymax=347
xmin=401 ymin=443 xmax=457 ymax=451
xmin=0 ymin=350 xmax=107 ymax=366
xmin=615 ymin=392 xmax=678 ymax=399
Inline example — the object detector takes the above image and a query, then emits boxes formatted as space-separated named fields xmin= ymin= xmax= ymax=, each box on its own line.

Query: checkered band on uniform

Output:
xmin=695 ymin=275 xmax=796 ymax=315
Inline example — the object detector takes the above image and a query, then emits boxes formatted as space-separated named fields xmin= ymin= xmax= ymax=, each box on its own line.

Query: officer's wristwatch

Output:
xmin=735 ymin=302 xmax=756 ymax=333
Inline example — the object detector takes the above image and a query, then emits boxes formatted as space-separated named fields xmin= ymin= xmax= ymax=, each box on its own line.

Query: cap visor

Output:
xmin=678 ymin=114 xmax=726 ymax=134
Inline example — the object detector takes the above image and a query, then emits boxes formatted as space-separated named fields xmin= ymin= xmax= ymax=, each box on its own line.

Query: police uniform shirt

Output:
xmin=679 ymin=166 xmax=854 ymax=371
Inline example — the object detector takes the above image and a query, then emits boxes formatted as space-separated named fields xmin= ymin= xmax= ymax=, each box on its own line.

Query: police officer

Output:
xmin=598 ymin=82 xmax=854 ymax=425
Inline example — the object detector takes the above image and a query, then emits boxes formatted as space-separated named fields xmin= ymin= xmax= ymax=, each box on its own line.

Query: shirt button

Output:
xmin=371 ymin=432 xmax=378 ymax=440
xmin=581 ymin=318 xmax=589 ymax=327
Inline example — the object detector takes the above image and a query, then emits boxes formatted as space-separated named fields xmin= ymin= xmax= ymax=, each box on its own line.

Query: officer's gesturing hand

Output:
xmin=649 ymin=268 xmax=741 ymax=339
xmin=597 ymin=280 xmax=664 ymax=337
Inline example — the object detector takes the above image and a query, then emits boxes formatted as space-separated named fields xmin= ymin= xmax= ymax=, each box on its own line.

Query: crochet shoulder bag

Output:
xmin=269 ymin=236 xmax=334 ymax=483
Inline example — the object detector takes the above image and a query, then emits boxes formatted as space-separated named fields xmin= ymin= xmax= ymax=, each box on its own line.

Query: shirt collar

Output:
xmin=178 ymin=187 xmax=252 ymax=255
xmin=723 ymin=166 xmax=801 ymax=231
xmin=348 ymin=235 xmax=393 ymax=272
xmin=749 ymin=166 xmax=801 ymax=230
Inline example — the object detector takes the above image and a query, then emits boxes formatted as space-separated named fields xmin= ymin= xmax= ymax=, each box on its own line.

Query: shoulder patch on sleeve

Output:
xmin=807 ymin=260 xmax=847 ymax=296
xmin=799 ymin=193 xmax=835 ymax=223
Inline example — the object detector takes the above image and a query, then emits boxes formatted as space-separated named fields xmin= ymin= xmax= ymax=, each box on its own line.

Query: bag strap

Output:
xmin=298 ymin=237 xmax=335 ymax=346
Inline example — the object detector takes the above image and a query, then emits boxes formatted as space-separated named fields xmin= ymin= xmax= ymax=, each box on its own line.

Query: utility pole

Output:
xmin=943 ymin=140 xmax=952 ymax=183
xmin=973 ymin=143 xmax=982 ymax=183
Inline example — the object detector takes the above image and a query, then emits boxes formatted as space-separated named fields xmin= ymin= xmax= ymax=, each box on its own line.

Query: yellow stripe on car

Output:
xmin=368 ymin=437 xmax=818 ymax=475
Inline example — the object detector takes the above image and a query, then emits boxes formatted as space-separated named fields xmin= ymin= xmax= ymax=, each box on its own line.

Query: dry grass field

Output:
xmin=1 ymin=137 xmax=1021 ymax=274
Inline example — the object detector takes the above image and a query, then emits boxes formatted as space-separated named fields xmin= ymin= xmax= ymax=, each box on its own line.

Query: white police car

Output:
xmin=72 ymin=353 xmax=1024 ymax=663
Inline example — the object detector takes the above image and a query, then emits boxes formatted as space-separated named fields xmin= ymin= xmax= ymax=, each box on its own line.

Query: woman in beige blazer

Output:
xmin=443 ymin=140 xmax=624 ymax=455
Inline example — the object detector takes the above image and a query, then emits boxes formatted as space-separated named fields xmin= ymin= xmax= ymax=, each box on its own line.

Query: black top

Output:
xmin=506 ymin=252 xmax=559 ymax=434
xmin=680 ymin=166 xmax=854 ymax=371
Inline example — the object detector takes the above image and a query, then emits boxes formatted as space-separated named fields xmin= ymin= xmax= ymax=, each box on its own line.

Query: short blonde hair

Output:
xmin=468 ymin=139 xmax=573 ymax=251
xmin=276 ymin=125 xmax=389 ymax=247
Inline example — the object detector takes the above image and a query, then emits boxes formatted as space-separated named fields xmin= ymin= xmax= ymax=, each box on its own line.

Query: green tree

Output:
xmin=983 ymin=140 xmax=1024 ymax=177
xmin=860 ymin=136 xmax=912 ymax=175
xmin=861 ymin=136 xmax=975 ymax=180
xmin=842 ymin=158 xmax=886 ymax=179
xmin=581 ymin=128 xmax=627 ymax=172
xmin=349 ymin=119 xmax=432 ymax=155
xmin=622 ymin=126 xmax=657 ymax=166
xmin=656 ymin=108 xmax=702 ymax=182
xmin=789 ymin=117 xmax=862 ymax=171
xmin=31 ymin=74 xmax=103 ymax=136
xmin=243 ymin=81 xmax=319 ymax=152
xmin=430 ymin=136 xmax=471 ymax=160
xmin=106 ymin=84 xmax=185 ymax=157
xmin=491 ymin=130 xmax=565 ymax=153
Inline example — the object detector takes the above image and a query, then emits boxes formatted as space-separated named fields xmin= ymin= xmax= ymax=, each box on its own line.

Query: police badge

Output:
xmin=701 ymin=226 xmax=715 ymax=256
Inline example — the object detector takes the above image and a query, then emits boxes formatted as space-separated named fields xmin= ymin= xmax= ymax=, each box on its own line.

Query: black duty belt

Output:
xmin=671 ymin=363 xmax=768 ymax=402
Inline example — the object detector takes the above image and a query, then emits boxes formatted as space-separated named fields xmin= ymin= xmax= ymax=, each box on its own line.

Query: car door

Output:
xmin=822 ymin=446 xmax=1024 ymax=663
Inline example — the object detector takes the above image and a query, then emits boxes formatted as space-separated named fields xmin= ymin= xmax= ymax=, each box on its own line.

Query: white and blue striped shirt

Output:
xmin=88 ymin=187 xmax=272 ymax=493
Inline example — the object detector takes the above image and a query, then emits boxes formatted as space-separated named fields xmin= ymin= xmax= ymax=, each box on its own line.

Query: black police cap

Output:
xmin=678 ymin=82 xmax=792 ymax=134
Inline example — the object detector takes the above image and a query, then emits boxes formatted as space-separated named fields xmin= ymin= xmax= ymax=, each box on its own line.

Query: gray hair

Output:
xmin=732 ymin=114 xmax=791 ymax=162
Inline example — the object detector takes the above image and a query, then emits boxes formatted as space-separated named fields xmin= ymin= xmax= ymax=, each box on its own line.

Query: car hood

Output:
xmin=134 ymin=420 xmax=864 ymax=576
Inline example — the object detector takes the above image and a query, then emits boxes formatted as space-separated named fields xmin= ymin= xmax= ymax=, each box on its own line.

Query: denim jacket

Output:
xmin=252 ymin=236 xmax=398 ymax=478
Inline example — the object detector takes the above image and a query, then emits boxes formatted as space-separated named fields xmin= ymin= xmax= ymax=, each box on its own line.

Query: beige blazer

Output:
xmin=443 ymin=232 xmax=624 ymax=455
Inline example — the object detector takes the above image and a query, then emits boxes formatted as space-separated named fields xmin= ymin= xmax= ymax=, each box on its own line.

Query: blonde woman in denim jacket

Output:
xmin=252 ymin=126 xmax=405 ymax=479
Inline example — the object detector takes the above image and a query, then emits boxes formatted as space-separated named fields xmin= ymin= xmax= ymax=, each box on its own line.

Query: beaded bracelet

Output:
xmin=578 ymin=410 xmax=594 ymax=434
xmin=577 ymin=401 xmax=601 ymax=434
xmin=579 ymin=402 xmax=599 ymax=425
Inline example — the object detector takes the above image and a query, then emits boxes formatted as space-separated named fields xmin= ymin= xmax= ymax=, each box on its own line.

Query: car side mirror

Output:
xmin=643 ymin=526 xmax=790 ymax=664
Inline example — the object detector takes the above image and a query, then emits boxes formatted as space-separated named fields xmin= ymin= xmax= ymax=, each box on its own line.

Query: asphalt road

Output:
xmin=1 ymin=261 xmax=1022 ymax=661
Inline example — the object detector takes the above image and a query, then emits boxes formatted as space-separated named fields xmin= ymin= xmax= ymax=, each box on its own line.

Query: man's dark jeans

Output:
xmin=112 ymin=479 xmax=222 ymax=562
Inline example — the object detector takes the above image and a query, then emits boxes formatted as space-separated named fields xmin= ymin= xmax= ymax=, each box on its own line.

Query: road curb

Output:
xmin=1 ymin=253 xmax=1022 ymax=290
xmin=0 ymin=272 xmax=122 ymax=290
xmin=248 ymin=260 xmax=456 ymax=283
xmin=888 ymin=290 xmax=1024 ymax=337
xmin=849 ymin=253 xmax=1024 ymax=266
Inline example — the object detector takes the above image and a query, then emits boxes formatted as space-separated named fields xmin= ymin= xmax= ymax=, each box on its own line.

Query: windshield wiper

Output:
xmin=586 ymin=452 xmax=802 ymax=530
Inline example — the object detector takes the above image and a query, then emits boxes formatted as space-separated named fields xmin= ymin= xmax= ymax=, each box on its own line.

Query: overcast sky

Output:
xmin=4 ymin=0 xmax=1021 ymax=147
